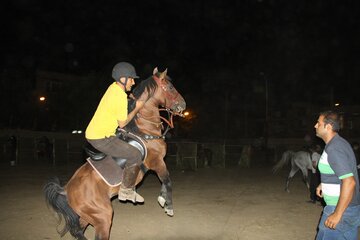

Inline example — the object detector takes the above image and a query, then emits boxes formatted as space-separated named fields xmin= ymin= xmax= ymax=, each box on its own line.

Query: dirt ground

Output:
xmin=0 ymin=161 xmax=324 ymax=240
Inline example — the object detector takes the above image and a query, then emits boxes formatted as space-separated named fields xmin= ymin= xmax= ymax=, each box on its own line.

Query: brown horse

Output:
xmin=44 ymin=68 xmax=186 ymax=240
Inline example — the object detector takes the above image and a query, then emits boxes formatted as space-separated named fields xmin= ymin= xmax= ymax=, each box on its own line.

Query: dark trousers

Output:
xmin=310 ymin=171 xmax=320 ymax=202
xmin=87 ymin=136 xmax=142 ymax=167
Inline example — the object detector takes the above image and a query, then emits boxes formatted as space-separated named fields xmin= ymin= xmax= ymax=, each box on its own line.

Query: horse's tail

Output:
xmin=272 ymin=150 xmax=295 ymax=173
xmin=43 ymin=177 xmax=85 ymax=240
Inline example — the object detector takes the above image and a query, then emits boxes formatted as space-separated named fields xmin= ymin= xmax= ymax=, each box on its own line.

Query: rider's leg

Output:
xmin=87 ymin=137 xmax=144 ymax=203
xmin=115 ymin=139 xmax=144 ymax=203
xmin=118 ymin=163 xmax=144 ymax=203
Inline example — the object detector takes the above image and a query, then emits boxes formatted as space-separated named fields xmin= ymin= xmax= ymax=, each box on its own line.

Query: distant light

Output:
xmin=72 ymin=130 xmax=83 ymax=134
xmin=39 ymin=96 xmax=46 ymax=101
xmin=184 ymin=111 xmax=190 ymax=117
xmin=335 ymin=103 xmax=340 ymax=107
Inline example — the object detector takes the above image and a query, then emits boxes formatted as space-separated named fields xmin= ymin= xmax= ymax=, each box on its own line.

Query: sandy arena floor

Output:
xmin=0 ymin=162 xmax=324 ymax=240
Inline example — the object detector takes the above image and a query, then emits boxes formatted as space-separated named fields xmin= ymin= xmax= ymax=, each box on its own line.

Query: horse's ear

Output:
xmin=153 ymin=67 xmax=158 ymax=75
xmin=159 ymin=68 xmax=168 ymax=80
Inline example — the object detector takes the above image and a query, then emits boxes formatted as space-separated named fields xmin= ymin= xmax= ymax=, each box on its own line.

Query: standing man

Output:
xmin=86 ymin=62 xmax=145 ymax=203
xmin=315 ymin=110 xmax=360 ymax=239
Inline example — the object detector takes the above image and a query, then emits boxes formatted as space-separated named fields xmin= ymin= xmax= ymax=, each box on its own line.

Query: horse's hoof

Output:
xmin=165 ymin=208 xmax=174 ymax=217
xmin=157 ymin=196 xmax=166 ymax=208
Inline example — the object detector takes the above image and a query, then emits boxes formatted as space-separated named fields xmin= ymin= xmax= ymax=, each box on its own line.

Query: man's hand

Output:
xmin=316 ymin=184 xmax=323 ymax=198
xmin=135 ymin=100 xmax=145 ymax=110
xmin=325 ymin=212 xmax=342 ymax=229
xmin=129 ymin=93 xmax=136 ymax=100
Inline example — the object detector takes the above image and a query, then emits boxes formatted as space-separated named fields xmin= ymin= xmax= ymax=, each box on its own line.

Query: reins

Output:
xmin=136 ymin=108 xmax=184 ymax=140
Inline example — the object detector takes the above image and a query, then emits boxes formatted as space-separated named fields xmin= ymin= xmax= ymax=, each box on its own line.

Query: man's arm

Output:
xmin=324 ymin=176 xmax=356 ymax=229
xmin=118 ymin=100 xmax=145 ymax=128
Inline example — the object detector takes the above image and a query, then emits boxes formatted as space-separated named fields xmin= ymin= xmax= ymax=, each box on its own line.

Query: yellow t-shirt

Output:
xmin=85 ymin=82 xmax=128 ymax=139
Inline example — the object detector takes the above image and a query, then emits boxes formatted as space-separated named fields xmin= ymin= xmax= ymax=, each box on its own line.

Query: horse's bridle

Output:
xmin=153 ymin=75 xmax=181 ymax=109
xmin=136 ymin=75 xmax=184 ymax=140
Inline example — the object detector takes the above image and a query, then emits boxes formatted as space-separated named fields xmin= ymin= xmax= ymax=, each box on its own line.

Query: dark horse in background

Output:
xmin=44 ymin=68 xmax=186 ymax=240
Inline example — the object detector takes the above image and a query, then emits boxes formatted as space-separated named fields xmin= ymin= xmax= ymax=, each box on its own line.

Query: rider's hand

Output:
xmin=136 ymin=100 xmax=145 ymax=109
xmin=129 ymin=93 xmax=136 ymax=100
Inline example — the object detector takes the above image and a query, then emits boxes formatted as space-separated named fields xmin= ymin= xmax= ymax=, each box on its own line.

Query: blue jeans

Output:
xmin=316 ymin=205 xmax=360 ymax=240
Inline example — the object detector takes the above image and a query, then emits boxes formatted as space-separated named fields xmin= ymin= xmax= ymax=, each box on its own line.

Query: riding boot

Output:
xmin=118 ymin=164 xmax=144 ymax=203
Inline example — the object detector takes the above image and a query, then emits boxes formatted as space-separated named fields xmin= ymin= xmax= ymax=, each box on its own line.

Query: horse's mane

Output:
xmin=125 ymin=76 xmax=158 ymax=132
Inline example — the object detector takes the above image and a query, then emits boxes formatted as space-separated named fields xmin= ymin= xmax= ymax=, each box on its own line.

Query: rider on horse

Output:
xmin=85 ymin=62 xmax=145 ymax=203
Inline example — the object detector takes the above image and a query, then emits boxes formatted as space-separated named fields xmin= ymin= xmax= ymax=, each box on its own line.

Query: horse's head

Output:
xmin=152 ymin=67 xmax=186 ymax=114
xmin=126 ymin=68 xmax=186 ymax=135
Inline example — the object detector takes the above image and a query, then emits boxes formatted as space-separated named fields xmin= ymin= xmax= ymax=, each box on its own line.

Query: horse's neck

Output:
xmin=136 ymin=101 xmax=162 ymax=135
xmin=139 ymin=102 xmax=160 ymax=117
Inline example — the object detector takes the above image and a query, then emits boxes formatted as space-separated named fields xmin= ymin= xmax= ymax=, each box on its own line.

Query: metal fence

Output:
xmin=2 ymin=129 xmax=337 ymax=170
xmin=0 ymin=130 xmax=85 ymax=167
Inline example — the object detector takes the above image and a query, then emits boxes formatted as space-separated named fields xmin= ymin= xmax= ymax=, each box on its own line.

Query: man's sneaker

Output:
xmin=118 ymin=187 xmax=144 ymax=203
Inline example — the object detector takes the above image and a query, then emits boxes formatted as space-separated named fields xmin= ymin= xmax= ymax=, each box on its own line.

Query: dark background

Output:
xmin=2 ymin=0 xmax=360 ymax=139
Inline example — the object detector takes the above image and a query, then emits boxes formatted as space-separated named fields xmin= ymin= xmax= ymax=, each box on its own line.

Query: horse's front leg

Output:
xmin=145 ymin=143 xmax=174 ymax=216
xmin=157 ymin=174 xmax=173 ymax=217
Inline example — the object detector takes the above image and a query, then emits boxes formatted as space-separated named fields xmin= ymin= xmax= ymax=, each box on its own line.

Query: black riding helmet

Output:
xmin=111 ymin=62 xmax=139 ymax=81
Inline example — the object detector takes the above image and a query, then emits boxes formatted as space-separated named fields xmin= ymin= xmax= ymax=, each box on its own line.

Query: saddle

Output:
xmin=84 ymin=130 xmax=147 ymax=187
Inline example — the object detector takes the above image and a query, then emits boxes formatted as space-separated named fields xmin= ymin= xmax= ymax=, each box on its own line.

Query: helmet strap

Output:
xmin=118 ymin=77 xmax=129 ymax=89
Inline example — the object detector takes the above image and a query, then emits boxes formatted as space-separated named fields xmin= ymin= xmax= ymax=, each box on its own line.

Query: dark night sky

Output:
xmin=2 ymin=0 xmax=360 ymax=131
